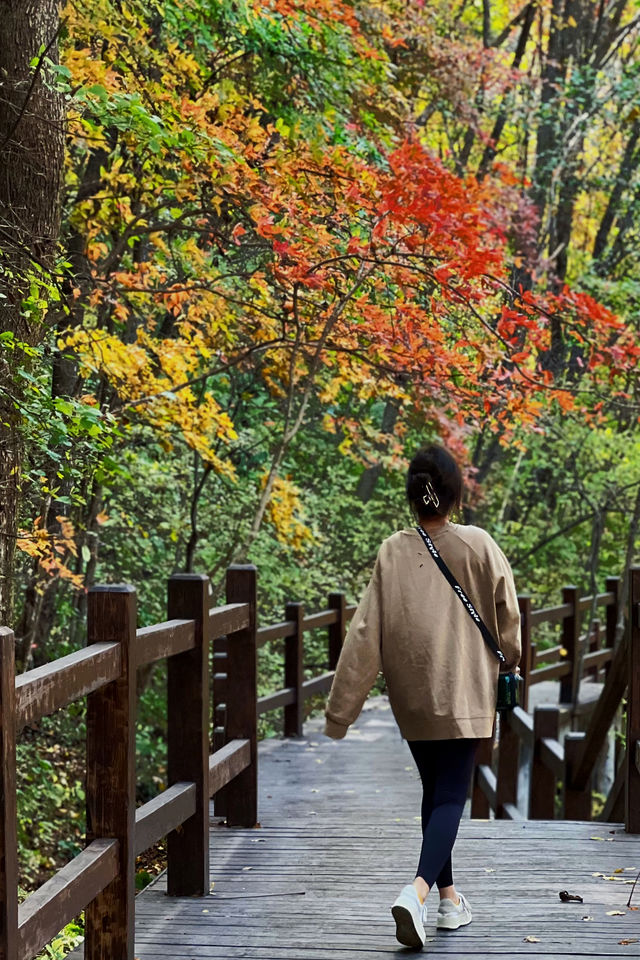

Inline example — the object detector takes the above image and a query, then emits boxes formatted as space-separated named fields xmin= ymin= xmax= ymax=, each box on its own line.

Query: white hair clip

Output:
xmin=422 ymin=479 xmax=440 ymax=509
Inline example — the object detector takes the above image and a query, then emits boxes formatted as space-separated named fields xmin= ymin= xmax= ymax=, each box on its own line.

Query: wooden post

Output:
xmin=530 ymin=706 xmax=560 ymax=819
xmin=328 ymin=592 xmax=346 ymax=670
xmin=588 ymin=619 xmax=600 ymax=681
xmin=0 ymin=628 xmax=17 ymax=960
xmin=605 ymin=576 xmax=621 ymax=681
xmin=212 ymin=636 xmax=228 ymax=818
xmin=471 ymin=736 xmax=493 ymax=818
xmin=625 ymin=567 xmax=640 ymax=833
xmin=496 ymin=712 xmax=519 ymax=818
xmin=559 ymin=586 xmax=580 ymax=705
xmin=564 ymin=732 xmax=591 ymax=820
xmin=225 ymin=565 xmax=258 ymax=827
xmin=212 ymin=636 xmax=227 ymax=750
xmin=284 ymin=602 xmax=304 ymax=737
xmin=518 ymin=595 xmax=532 ymax=711
xmin=85 ymin=585 xmax=137 ymax=960
xmin=167 ymin=574 xmax=210 ymax=896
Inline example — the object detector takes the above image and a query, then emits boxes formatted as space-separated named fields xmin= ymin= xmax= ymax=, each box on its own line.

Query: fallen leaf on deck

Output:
xmin=590 ymin=836 xmax=605 ymax=841
xmin=242 ymin=866 xmax=252 ymax=871
xmin=619 ymin=939 xmax=639 ymax=945
xmin=606 ymin=910 xmax=625 ymax=915
xmin=582 ymin=916 xmax=594 ymax=921
xmin=485 ymin=868 xmax=496 ymax=873
xmin=614 ymin=868 xmax=625 ymax=874
xmin=559 ymin=890 xmax=583 ymax=902
xmin=523 ymin=935 xmax=540 ymax=942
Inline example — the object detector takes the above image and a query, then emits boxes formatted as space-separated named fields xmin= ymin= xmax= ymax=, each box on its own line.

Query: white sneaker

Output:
xmin=391 ymin=884 xmax=427 ymax=948
xmin=437 ymin=891 xmax=472 ymax=929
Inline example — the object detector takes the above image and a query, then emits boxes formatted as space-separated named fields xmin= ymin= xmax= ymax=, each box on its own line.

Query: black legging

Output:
xmin=407 ymin=738 xmax=479 ymax=889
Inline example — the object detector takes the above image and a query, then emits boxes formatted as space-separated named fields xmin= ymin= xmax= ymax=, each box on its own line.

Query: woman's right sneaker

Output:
xmin=436 ymin=892 xmax=472 ymax=929
xmin=391 ymin=884 xmax=427 ymax=948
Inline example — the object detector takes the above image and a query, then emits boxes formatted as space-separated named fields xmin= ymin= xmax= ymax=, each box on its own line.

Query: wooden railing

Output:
xmin=1 ymin=566 xmax=260 ymax=960
xmin=3 ymin=560 xmax=640 ymax=960
xmin=471 ymin=567 xmax=640 ymax=833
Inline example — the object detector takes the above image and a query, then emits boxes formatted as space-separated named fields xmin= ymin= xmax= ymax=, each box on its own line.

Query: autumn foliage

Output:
xmin=9 ymin=0 xmax=640 ymax=579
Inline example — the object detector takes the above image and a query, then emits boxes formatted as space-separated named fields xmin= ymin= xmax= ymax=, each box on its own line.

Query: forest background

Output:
xmin=1 ymin=0 xmax=640 ymax=955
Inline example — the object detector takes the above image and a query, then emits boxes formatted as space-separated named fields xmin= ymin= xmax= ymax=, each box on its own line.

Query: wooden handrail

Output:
xmin=533 ymin=643 xmax=564 ymax=664
xmin=303 ymin=609 xmax=340 ymax=630
xmin=135 ymin=620 xmax=194 ymax=666
xmin=18 ymin=839 xmax=119 ymax=960
xmin=209 ymin=602 xmax=251 ymax=637
xmin=257 ymin=620 xmax=296 ymax=645
xmin=530 ymin=602 xmax=572 ymax=626
xmin=256 ymin=603 xmax=355 ymax=648
xmin=15 ymin=642 xmax=121 ymax=730
xmin=258 ymin=687 xmax=296 ymax=714
xmin=577 ymin=590 xmax=616 ymax=612
xmin=530 ymin=660 xmax=572 ymax=683
xmin=208 ymin=739 xmax=251 ymax=797
xmin=135 ymin=783 xmax=196 ymax=857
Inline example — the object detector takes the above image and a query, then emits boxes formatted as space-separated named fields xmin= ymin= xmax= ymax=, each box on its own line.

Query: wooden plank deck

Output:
xmin=70 ymin=697 xmax=640 ymax=959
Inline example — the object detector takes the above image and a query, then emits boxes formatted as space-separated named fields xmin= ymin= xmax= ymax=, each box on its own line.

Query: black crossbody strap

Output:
xmin=415 ymin=525 xmax=506 ymax=665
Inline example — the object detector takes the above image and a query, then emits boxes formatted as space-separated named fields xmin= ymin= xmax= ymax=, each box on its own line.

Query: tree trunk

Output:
xmin=355 ymin=400 xmax=400 ymax=503
xmin=0 ymin=0 xmax=65 ymax=626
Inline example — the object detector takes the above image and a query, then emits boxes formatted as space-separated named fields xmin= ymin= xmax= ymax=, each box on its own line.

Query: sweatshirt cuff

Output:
xmin=324 ymin=716 xmax=349 ymax=739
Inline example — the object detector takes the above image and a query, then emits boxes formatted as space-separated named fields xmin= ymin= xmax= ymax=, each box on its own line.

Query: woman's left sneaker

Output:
xmin=391 ymin=884 xmax=427 ymax=948
xmin=436 ymin=891 xmax=472 ymax=929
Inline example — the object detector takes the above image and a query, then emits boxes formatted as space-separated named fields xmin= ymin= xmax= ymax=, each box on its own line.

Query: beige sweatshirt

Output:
xmin=324 ymin=522 xmax=521 ymax=741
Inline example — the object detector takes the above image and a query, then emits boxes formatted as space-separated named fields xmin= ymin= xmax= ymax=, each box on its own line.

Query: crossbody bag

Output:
xmin=415 ymin=525 xmax=520 ymax=712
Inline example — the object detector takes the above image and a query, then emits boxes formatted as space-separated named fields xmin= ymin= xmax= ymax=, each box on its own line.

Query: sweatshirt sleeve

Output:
xmin=324 ymin=554 xmax=383 ymax=739
xmin=493 ymin=546 xmax=522 ymax=674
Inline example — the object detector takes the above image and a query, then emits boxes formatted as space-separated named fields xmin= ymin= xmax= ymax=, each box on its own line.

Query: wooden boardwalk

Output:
xmin=71 ymin=697 xmax=640 ymax=959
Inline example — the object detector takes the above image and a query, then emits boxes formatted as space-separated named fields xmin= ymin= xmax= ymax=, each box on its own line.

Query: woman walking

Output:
xmin=324 ymin=444 xmax=521 ymax=949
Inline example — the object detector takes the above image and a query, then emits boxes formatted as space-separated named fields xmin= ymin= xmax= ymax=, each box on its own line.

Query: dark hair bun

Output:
xmin=406 ymin=445 xmax=462 ymax=519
